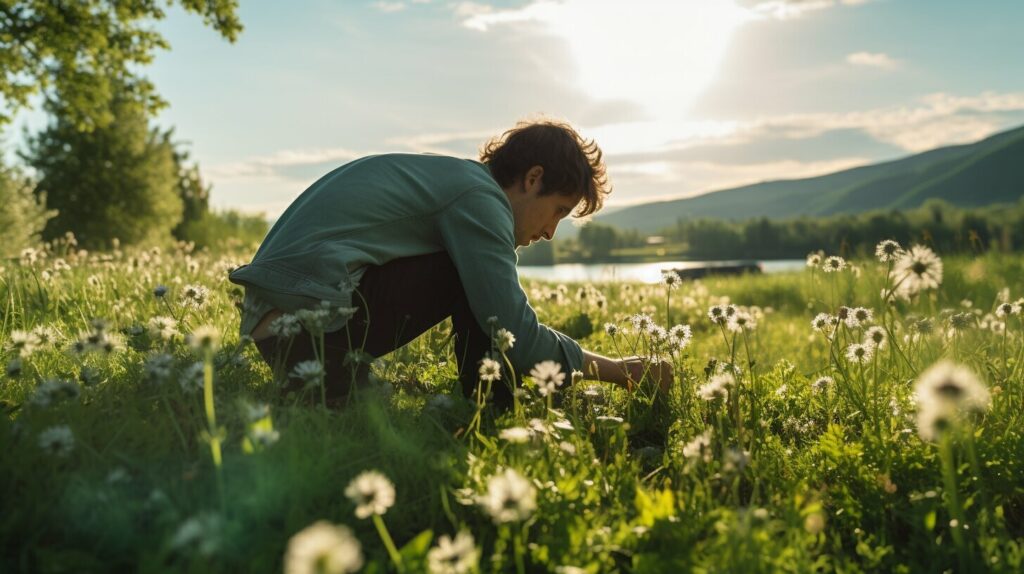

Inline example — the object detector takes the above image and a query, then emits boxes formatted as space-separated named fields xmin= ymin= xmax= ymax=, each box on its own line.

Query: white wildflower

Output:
xmin=822 ymin=256 xmax=846 ymax=272
xmin=284 ymin=521 xmax=364 ymax=574
xmin=269 ymin=314 xmax=302 ymax=338
xmin=530 ymin=360 xmax=565 ymax=396
xmin=891 ymin=245 xmax=943 ymax=298
xmin=291 ymin=360 xmax=326 ymax=388
xmin=147 ymin=316 xmax=179 ymax=341
xmin=494 ymin=328 xmax=516 ymax=352
xmin=344 ymin=470 xmax=396 ymax=518
xmin=187 ymin=325 xmax=221 ymax=352
xmin=427 ymin=531 xmax=478 ymax=574
xmin=875 ymin=240 xmax=903 ymax=262
xmin=698 ymin=373 xmax=733 ymax=401
xmin=499 ymin=427 xmax=533 ymax=444
xmin=478 ymin=357 xmax=502 ymax=383
xmin=681 ymin=429 xmax=713 ymax=464
xmin=845 ymin=343 xmax=874 ymax=364
xmin=478 ymin=468 xmax=537 ymax=524
xmin=38 ymin=425 xmax=75 ymax=457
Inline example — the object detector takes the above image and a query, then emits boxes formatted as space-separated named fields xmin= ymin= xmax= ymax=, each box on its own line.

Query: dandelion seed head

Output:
xmin=479 ymin=468 xmax=537 ymax=524
xmin=891 ymin=245 xmax=943 ymax=298
xmin=478 ymin=357 xmax=502 ymax=383
xmin=494 ymin=328 xmax=516 ymax=352
xmin=38 ymin=425 xmax=75 ymax=457
xmin=845 ymin=343 xmax=874 ymax=364
xmin=344 ymin=470 xmax=396 ymax=518
xmin=823 ymin=256 xmax=846 ymax=272
xmin=284 ymin=521 xmax=364 ymax=574
xmin=427 ymin=531 xmax=478 ymax=574
xmin=291 ymin=361 xmax=326 ymax=387
xmin=530 ymin=360 xmax=565 ymax=396
xmin=187 ymin=325 xmax=221 ymax=352
xmin=499 ymin=427 xmax=532 ymax=444
xmin=875 ymin=240 xmax=903 ymax=262
xmin=812 ymin=376 xmax=833 ymax=393
xmin=915 ymin=360 xmax=989 ymax=415
xmin=864 ymin=326 xmax=888 ymax=348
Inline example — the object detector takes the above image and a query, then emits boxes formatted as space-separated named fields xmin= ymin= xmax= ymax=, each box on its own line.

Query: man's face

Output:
xmin=507 ymin=166 xmax=582 ymax=248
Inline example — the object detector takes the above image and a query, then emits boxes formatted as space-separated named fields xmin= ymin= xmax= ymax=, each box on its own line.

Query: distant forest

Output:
xmin=521 ymin=198 xmax=1024 ymax=264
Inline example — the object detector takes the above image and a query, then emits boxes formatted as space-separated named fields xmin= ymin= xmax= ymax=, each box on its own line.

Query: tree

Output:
xmin=0 ymin=154 xmax=54 ymax=258
xmin=170 ymin=137 xmax=212 ymax=240
xmin=24 ymin=96 xmax=182 ymax=248
xmin=578 ymin=223 xmax=619 ymax=260
xmin=0 ymin=1 xmax=242 ymax=131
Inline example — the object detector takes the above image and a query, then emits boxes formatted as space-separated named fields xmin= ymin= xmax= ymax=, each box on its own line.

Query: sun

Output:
xmin=544 ymin=0 xmax=749 ymax=119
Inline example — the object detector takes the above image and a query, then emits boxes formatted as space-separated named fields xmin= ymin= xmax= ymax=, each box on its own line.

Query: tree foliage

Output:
xmin=0 ymin=154 xmax=54 ymax=258
xmin=0 ymin=0 xmax=242 ymax=131
xmin=23 ymin=97 xmax=183 ymax=249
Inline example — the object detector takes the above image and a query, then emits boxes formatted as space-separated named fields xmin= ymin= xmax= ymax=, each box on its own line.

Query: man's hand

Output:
xmin=624 ymin=357 xmax=674 ymax=394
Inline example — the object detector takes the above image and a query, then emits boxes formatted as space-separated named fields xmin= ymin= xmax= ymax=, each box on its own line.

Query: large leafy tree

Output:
xmin=0 ymin=153 xmax=54 ymax=258
xmin=0 ymin=0 xmax=242 ymax=131
xmin=24 ymin=96 xmax=183 ymax=248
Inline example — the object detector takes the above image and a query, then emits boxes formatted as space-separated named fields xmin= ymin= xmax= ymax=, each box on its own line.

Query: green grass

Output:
xmin=2 ymin=241 xmax=1024 ymax=573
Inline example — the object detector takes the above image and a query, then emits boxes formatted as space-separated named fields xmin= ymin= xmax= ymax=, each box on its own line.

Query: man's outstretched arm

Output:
xmin=581 ymin=349 xmax=673 ymax=393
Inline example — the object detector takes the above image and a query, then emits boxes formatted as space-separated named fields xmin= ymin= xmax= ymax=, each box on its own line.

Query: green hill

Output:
xmin=595 ymin=124 xmax=1024 ymax=234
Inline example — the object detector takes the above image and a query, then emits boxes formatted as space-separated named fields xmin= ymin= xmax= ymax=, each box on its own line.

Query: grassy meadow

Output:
xmin=2 ymin=236 xmax=1023 ymax=573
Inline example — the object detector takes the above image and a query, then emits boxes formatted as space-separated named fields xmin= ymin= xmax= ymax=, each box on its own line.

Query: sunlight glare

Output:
xmin=545 ymin=0 xmax=749 ymax=119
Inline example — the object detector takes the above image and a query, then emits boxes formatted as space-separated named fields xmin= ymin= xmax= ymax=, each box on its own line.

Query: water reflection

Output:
xmin=517 ymin=260 xmax=805 ymax=284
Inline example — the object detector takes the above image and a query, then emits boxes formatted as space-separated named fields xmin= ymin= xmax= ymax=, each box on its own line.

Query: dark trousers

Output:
xmin=253 ymin=251 xmax=515 ymax=407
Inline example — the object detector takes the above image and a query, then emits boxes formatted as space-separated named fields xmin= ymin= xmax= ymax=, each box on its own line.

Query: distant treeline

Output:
xmin=526 ymin=198 xmax=1024 ymax=264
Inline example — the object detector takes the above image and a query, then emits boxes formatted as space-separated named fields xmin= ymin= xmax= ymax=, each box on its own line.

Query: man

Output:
xmin=229 ymin=119 xmax=670 ymax=407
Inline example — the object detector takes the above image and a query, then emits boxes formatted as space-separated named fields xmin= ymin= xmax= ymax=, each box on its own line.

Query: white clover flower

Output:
xmin=478 ymin=357 xmax=502 ymax=383
xmin=864 ymin=326 xmax=888 ymax=349
xmin=494 ymin=328 xmax=516 ymax=352
xmin=681 ymin=429 xmax=713 ymax=464
xmin=291 ymin=360 xmax=326 ymax=388
xmin=180 ymin=362 xmax=205 ymax=392
xmin=479 ymin=468 xmax=537 ymax=524
xmin=822 ymin=256 xmax=846 ymax=273
xmin=530 ymin=360 xmax=565 ymax=397
xmin=499 ymin=427 xmax=532 ymax=444
xmin=269 ymin=314 xmax=302 ymax=338
xmin=187 ymin=325 xmax=221 ymax=352
xmin=875 ymin=240 xmax=904 ymax=262
xmin=845 ymin=343 xmax=874 ymax=364
xmin=427 ymin=531 xmax=478 ymax=574
xmin=344 ymin=470 xmax=396 ymax=518
xmin=698 ymin=373 xmax=733 ymax=401
xmin=284 ymin=521 xmax=364 ymax=574
xmin=891 ymin=245 xmax=943 ymax=298
xmin=147 ymin=316 xmax=179 ymax=341
xmin=38 ymin=425 xmax=75 ymax=457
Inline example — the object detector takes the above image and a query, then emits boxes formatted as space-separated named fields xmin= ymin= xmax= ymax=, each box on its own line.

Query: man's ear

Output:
xmin=525 ymin=165 xmax=544 ymax=193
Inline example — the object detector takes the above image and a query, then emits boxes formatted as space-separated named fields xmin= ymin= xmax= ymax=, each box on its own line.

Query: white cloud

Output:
xmin=846 ymin=51 xmax=899 ymax=69
xmin=207 ymin=147 xmax=364 ymax=180
xmin=744 ymin=0 xmax=871 ymax=20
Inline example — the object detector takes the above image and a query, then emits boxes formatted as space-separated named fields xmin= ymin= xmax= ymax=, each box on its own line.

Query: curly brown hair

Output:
xmin=480 ymin=118 xmax=611 ymax=217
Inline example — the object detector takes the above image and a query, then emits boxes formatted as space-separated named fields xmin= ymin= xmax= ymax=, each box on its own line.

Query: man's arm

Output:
xmin=581 ymin=349 xmax=673 ymax=393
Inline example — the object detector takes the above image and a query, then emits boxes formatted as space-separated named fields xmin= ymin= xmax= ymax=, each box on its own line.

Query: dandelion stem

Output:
xmin=372 ymin=514 xmax=404 ymax=572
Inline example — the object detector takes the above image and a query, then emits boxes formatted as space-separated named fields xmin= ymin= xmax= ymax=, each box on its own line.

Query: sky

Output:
xmin=10 ymin=0 xmax=1024 ymax=218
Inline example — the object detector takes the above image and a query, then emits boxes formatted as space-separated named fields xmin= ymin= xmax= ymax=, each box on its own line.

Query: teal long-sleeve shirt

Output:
xmin=227 ymin=153 xmax=584 ymax=375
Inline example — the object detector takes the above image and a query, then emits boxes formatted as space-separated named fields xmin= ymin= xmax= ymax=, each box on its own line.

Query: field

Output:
xmin=2 ymin=238 xmax=1023 ymax=573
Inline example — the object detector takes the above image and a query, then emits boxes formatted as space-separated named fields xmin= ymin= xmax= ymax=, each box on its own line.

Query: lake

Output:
xmin=517 ymin=259 xmax=805 ymax=283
